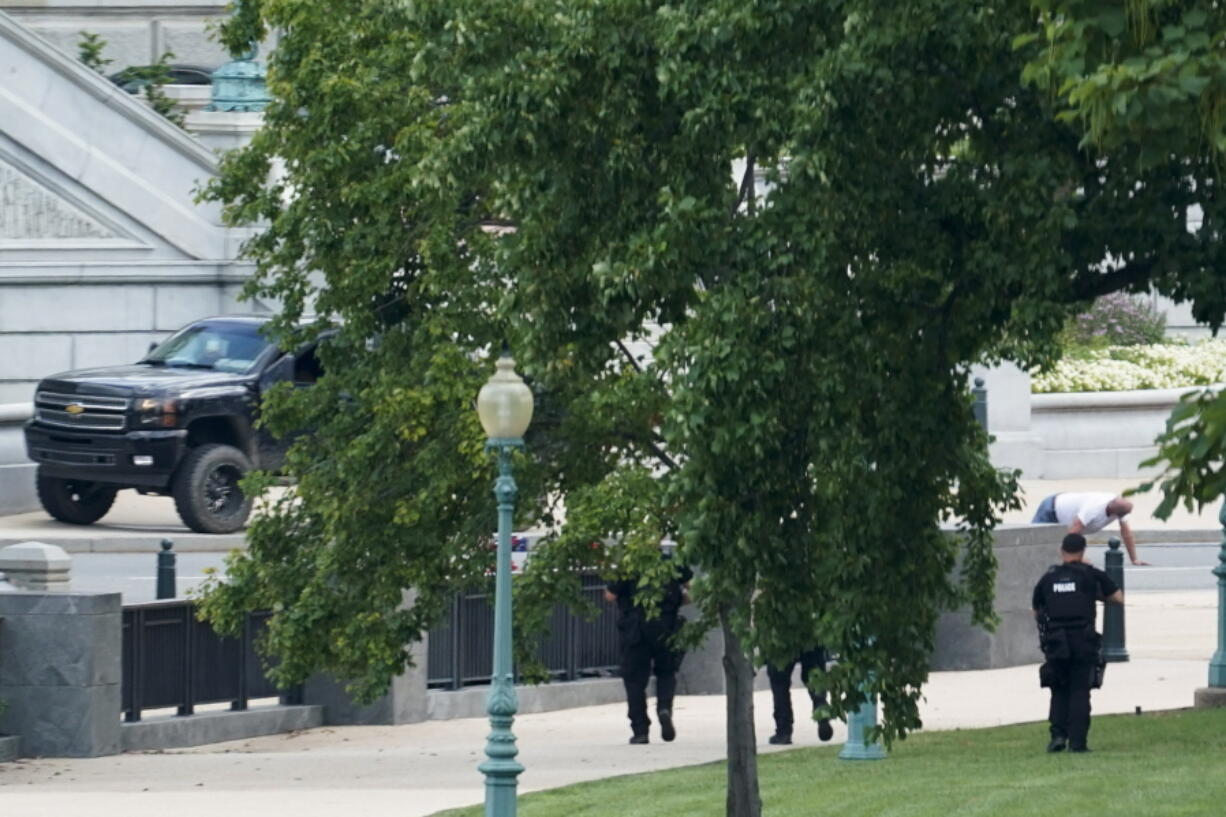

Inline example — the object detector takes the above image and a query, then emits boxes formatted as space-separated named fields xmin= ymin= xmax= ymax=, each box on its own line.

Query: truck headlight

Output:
xmin=135 ymin=397 xmax=178 ymax=428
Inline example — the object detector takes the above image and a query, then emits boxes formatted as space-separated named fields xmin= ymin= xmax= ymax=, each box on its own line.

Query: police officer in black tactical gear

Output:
xmin=605 ymin=556 xmax=693 ymax=745
xmin=1032 ymin=533 xmax=1124 ymax=753
xmin=767 ymin=647 xmax=834 ymax=745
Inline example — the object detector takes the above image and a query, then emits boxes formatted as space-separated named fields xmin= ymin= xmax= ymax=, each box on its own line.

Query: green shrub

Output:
xmin=1033 ymin=339 xmax=1226 ymax=393
xmin=77 ymin=31 xmax=112 ymax=74
xmin=76 ymin=32 xmax=184 ymax=128
xmin=1061 ymin=292 xmax=1166 ymax=351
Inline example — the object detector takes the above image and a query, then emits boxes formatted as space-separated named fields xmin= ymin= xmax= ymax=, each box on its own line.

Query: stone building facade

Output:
xmin=0 ymin=8 xmax=262 ymax=512
xmin=2 ymin=0 xmax=232 ymax=75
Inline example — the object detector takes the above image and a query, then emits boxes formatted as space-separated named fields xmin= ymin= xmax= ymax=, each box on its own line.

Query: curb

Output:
xmin=0 ymin=734 xmax=20 ymax=762
xmin=0 ymin=531 xmax=1215 ymax=553
xmin=0 ymin=534 xmax=247 ymax=553
xmin=1086 ymin=530 xmax=1222 ymax=545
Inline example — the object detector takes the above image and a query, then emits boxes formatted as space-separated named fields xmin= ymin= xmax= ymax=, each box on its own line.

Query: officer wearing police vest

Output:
xmin=605 ymin=554 xmax=693 ymax=745
xmin=1032 ymin=533 xmax=1124 ymax=753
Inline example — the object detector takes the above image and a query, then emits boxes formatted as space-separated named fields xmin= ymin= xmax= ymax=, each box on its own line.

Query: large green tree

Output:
xmin=201 ymin=2 xmax=1226 ymax=814
xmin=1020 ymin=1 xmax=1226 ymax=163
xmin=1018 ymin=1 xmax=1226 ymax=512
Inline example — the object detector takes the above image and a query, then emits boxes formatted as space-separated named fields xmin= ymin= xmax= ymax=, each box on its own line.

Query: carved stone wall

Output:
xmin=0 ymin=158 xmax=115 ymax=240
xmin=0 ymin=1 xmax=231 ymax=74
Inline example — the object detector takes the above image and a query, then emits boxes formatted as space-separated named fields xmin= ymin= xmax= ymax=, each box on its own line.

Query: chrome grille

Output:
xmin=33 ymin=449 xmax=116 ymax=466
xmin=35 ymin=391 xmax=128 ymax=431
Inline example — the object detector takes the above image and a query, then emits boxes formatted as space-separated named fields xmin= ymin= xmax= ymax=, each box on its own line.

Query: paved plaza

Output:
xmin=0 ymin=477 xmax=1222 ymax=816
xmin=0 ymin=586 xmax=1217 ymax=817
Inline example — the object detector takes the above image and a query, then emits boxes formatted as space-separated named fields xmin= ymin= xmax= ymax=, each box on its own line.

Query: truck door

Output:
xmin=255 ymin=344 xmax=323 ymax=471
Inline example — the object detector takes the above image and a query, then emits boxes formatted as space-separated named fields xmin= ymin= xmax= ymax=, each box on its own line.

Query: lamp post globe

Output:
xmin=476 ymin=348 xmax=531 ymax=817
xmin=477 ymin=352 xmax=534 ymax=443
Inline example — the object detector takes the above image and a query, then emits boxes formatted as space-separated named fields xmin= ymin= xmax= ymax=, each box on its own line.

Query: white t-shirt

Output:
xmin=1053 ymin=492 xmax=1126 ymax=534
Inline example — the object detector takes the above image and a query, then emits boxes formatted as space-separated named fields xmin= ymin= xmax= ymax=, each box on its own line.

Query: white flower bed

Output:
xmin=1032 ymin=339 xmax=1226 ymax=393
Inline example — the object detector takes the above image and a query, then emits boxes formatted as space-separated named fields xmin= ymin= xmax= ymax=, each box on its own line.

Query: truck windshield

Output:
xmin=141 ymin=323 xmax=273 ymax=373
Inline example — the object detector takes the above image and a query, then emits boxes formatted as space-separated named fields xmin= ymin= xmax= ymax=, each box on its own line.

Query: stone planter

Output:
xmin=932 ymin=524 xmax=1054 ymax=670
xmin=0 ymin=734 xmax=19 ymax=762
xmin=1031 ymin=384 xmax=1221 ymax=478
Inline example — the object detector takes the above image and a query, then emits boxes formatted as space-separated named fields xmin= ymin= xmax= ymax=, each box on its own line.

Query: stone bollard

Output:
xmin=0 ymin=565 xmax=122 ymax=756
xmin=157 ymin=538 xmax=176 ymax=600
xmin=971 ymin=377 xmax=988 ymax=431
xmin=1102 ymin=537 xmax=1129 ymax=662
xmin=0 ymin=542 xmax=71 ymax=591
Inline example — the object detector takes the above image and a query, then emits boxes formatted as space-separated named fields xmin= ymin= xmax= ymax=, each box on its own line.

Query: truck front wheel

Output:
xmin=36 ymin=469 xmax=118 ymax=525
xmin=172 ymin=444 xmax=254 ymax=534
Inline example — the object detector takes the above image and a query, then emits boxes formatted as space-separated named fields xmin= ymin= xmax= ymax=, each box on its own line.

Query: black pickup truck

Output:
xmin=24 ymin=316 xmax=322 ymax=534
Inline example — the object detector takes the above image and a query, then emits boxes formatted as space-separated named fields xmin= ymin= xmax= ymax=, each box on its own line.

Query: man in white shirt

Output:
xmin=1031 ymin=492 xmax=1149 ymax=565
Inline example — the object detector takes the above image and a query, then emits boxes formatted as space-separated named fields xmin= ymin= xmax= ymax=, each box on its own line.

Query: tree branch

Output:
xmin=1068 ymin=257 xmax=1158 ymax=301
xmin=613 ymin=342 xmax=675 ymax=470
xmin=730 ymin=151 xmax=757 ymax=219
xmin=647 ymin=437 xmax=679 ymax=472
xmin=615 ymin=339 xmax=643 ymax=373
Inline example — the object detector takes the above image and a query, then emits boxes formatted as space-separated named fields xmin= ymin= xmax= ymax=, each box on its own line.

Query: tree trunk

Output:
xmin=721 ymin=605 xmax=762 ymax=817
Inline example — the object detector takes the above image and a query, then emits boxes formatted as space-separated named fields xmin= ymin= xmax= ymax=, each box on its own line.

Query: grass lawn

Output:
xmin=437 ymin=708 xmax=1226 ymax=816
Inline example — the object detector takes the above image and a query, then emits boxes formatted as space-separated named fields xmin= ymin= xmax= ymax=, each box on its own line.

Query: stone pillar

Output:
xmin=0 ymin=590 xmax=123 ymax=757
xmin=932 ymin=525 xmax=1051 ymax=670
xmin=0 ymin=542 xmax=71 ymax=591
xmin=970 ymin=363 xmax=1044 ymax=477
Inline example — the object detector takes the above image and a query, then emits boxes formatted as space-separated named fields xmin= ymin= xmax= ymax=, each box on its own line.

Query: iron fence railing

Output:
xmin=427 ymin=573 xmax=620 ymax=689
xmin=121 ymin=600 xmax=299 ymax=722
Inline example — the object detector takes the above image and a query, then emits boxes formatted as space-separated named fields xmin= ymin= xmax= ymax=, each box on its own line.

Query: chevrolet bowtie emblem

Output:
xmin=65 ymin=403 xmax=85 ymax=415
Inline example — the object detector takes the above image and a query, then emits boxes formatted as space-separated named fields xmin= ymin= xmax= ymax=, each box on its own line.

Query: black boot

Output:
xmin=768 ymin=732 xmax=793 ymax=745
xmin=629 ymin=733 xmax=649 ymax=745
xmin=658 ymin=709 xmax=676 ymax=742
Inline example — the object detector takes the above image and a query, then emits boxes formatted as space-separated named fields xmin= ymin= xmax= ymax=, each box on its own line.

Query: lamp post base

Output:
xmin=838 ymin=740 xmax=887 ymax=761
xmin=1193 ymin=686 xmax=1226 ymax=709
xmin=479 ymin=758 xmax=524 ymax=817
xmin=838 ymin=692 xmax=887 ymax=761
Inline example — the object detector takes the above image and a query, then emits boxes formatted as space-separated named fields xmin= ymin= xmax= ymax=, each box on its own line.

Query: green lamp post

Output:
xmin=475 ymin=349 xmax=534 ymax=817
xmin=1209 ymin=503 xmax=1226 ymax=688
xmin=838 ymin=685 xmax=887 ymax=761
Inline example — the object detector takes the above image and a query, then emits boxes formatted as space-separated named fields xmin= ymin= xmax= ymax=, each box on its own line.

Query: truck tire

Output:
xmin=36 ymin=469 xmax=118 ymax=525
xmin=172 ymin=443 xmax=254 ymax=534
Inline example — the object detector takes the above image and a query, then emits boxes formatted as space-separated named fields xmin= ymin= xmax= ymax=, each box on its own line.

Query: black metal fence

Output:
xmin=121 ymin=601 xmax=299 ymax=722
xmin=427 ymin=573 xmax=621 ymax=689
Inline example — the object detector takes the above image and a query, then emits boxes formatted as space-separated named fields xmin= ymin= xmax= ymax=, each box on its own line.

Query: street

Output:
xmin=1086 ymin=543 xmax=1222 ymax=591
xmin=69 ymin=551 xmax=229 ymax=602
xmin=57 ymin=542 xmax=1223 ymax=604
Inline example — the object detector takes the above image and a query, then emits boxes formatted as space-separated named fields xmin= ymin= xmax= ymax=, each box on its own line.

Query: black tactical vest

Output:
xmin=1038 ymin=563 xmax=1098 ymax=629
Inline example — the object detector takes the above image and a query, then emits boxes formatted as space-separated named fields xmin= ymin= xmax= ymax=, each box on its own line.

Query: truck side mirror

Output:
xmin=260 ymin=354 xmax=294 ymax=386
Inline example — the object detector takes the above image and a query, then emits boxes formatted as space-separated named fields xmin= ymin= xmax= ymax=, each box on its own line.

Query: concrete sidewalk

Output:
xmin=0 ymin=589 xmax=1218 ymax=817
xmin=0 ymin=490 xmax=260 ymax=552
